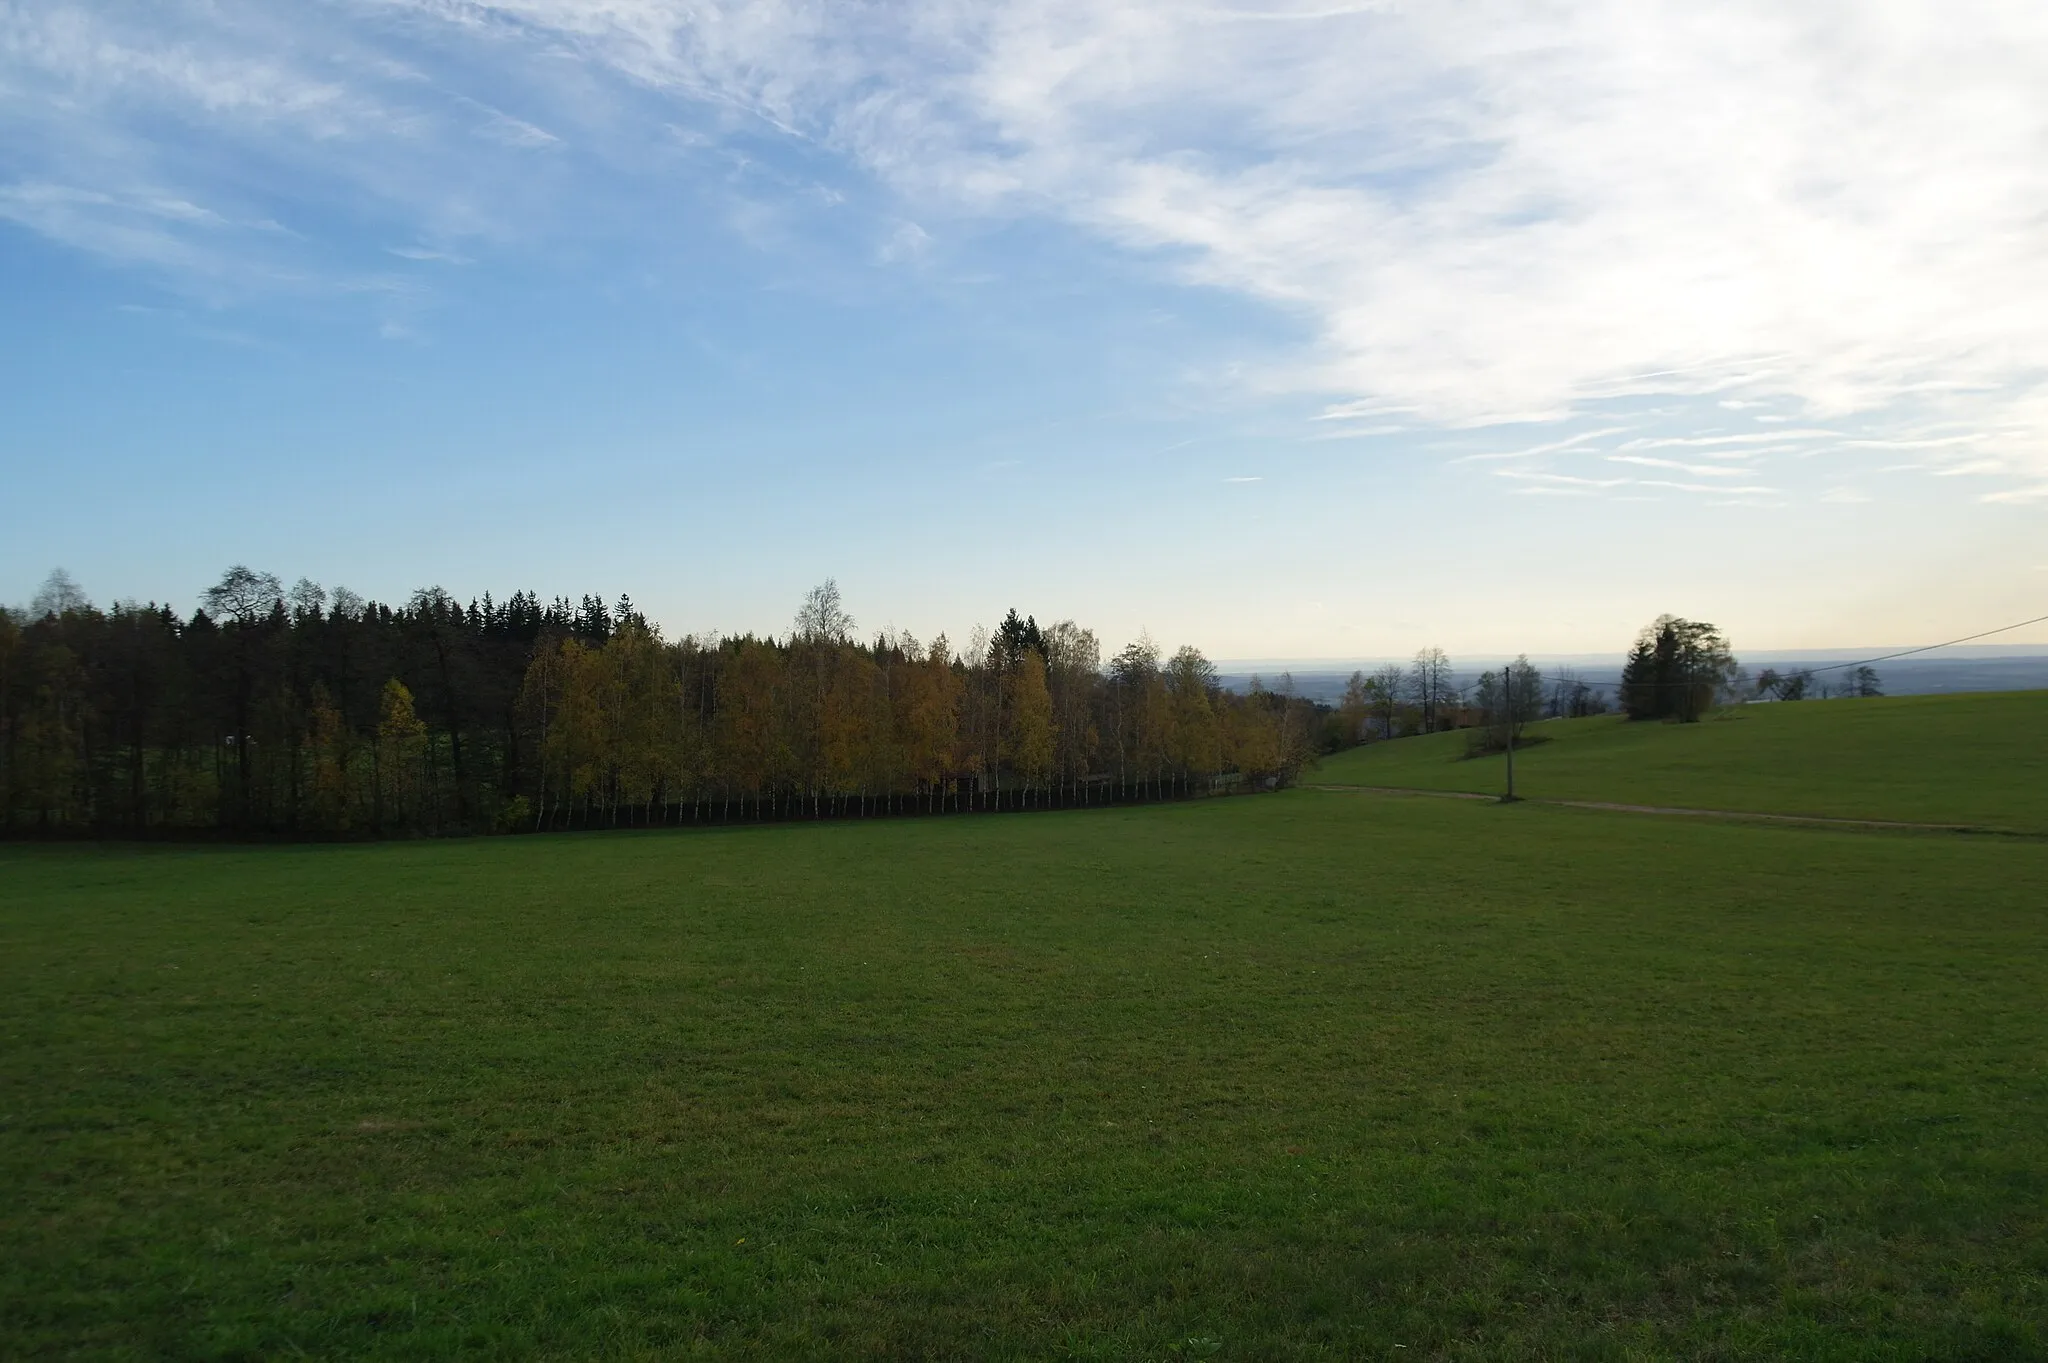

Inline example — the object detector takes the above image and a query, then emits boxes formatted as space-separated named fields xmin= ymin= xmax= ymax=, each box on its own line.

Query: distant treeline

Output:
xmin=0 ymin=570 xmax=1324 ymax=838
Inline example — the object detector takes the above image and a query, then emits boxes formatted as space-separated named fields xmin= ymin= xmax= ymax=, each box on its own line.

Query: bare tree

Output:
xmin=201 ymin=565 xmax=283 ymax=824
xmin=1547 ymin=667 xmax=1604 ymax=718
xmin=202 ymin=565 xmax=283 ymax=625
xmin=1408 ymin=647 xmax=1454 ymax=733
xmin=289 ymin=578 xmax=328 ymax=620
xmin=1470 ymin=656 xmax=1544 ymax=754
xmin=31 ymin=568 xmax=90 ymax=618
xmin=793 ymin=579 xmax=855 ymax=643
xmin=1369 ymin=662 xmax=1406 ymax=738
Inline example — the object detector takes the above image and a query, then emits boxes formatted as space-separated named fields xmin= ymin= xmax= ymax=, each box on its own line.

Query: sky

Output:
xmin=4 ymin=0 xmax=2046 ymax=660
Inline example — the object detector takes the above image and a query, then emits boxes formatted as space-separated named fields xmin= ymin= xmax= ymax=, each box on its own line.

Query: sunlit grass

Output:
xmin=4 ymin=792 xmax=2045 ymax=1358
xmin=1311 ymin=690 xmax=2048 ymax=832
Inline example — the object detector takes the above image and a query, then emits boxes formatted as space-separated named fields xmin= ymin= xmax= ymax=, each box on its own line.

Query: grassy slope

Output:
xmin=1310 ymin=690 xmax=2048 ymax=831
xmin=4 ymin=797 xmax=2046 ymax=1360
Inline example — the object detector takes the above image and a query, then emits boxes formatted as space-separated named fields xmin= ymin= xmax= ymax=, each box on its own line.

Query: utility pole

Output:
xmin=1502 ymin=664 xmax=1520 ymax=804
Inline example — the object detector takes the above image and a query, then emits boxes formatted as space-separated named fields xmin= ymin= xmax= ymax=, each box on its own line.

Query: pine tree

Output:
xmin=1620 ymin=617 xmax=1736 ymax=722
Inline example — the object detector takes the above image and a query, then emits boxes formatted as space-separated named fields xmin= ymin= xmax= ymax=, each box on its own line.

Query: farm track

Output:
xmin=1308 ymin=783 xmax=2043 ymax=839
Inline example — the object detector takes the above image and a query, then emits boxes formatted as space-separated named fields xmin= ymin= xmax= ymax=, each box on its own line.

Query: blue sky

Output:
xmin=4 ymin=1 xmax=2046 ymax=658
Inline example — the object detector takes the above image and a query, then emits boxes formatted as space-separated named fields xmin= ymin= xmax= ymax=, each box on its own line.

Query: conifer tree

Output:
xmin=1620 ymin=617 xmax=1736 ymax=722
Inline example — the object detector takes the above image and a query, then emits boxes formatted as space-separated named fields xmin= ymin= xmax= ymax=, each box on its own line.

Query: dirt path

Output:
xmin=1307 ymin=783 xmax=2028 ymax=837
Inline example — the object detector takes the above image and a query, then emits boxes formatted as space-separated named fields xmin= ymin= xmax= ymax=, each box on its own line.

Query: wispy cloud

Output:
xmin=1606 ymin=455 xmax=1756 ymax=478
xmin=1638 ymin=480 xmax=1779 ymax=497
xmin=387 ymin=245 xmax=473 ymax=264
xmin=1982 ymin=484 xmax=2048 ymax=504
xmin=6 ymin=0 xmax=2048 ymax=490
xmin=1450 ymin=426 xmax=1633 ymax=465
xmin=1619 ymin=430 xmax=1842 ymax=451
xmin=1495 ymin=470 xmax=1629 ymax=489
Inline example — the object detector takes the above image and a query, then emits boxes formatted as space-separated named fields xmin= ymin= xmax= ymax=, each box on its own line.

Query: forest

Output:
xmin=0 ymin=569 xmax=1325 ymax=837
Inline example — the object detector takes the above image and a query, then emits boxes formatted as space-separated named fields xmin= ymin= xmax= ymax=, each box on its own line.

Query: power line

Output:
xmin=1427 ymin=608 xmax=2048 ymax=696
xmin=1794 ymin=611 xmax=2048 ymax=676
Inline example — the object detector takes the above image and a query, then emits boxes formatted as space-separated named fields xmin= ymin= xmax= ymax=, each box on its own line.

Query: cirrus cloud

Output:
xmin=6 ymin=0 xmax=2047 ymax=487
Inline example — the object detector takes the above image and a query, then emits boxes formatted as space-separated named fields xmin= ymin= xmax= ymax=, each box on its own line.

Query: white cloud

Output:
xmin=1606 ymin=455 xmax=1756 ymax=477
xmin=1636 ymin=480 xmax=1778 ymax=496
xmin=1619 ymin=430 xmax=1842 ymax=450
xmin=8 ymin=0 xmax=2048 ymax=488
xmin=796 ymin=0 xmax=2048 ymax=482
xmin=878 ymin=219 xmax=931 ymax=264
xmin=387 ymin=245 xmax=473 ymax=263
xmin=1495 ymin=470 xmax=1629 ymax=489
xmin=1982 ymin=484 xmax=2048 ymax=503
xmin=1449 ymin=425 xmax=1634 ymax=464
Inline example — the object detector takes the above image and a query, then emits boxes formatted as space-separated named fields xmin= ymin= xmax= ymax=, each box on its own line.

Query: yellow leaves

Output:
xmin=376 ymin=679 xmax=430 ymax=827
xmin=1003 ymin=651 xmax=1057 ymax=785
xmin=307 ymin=684 xmax=355 ymax=832
xmin=377 ymin=679 xmax=426 ymax=745
xmin=523 ymin=628 xmax=692 ymax=805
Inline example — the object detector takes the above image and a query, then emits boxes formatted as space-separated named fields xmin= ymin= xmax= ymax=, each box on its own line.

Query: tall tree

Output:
xmin=1002 ymin=650 xmax=1057 ymax=803
xmin=1407 ymin=647 xmax=1454 ymax=733
xmin=6 ymin=566 xmax=1314 ymax=838
xmin=793 ymin=579 xmax=855 ymax=643
xmin=1546 ymin=668 xmax=1604 ymax=719
xmin=904 ymin=636 xmax=961 ymax=809
xmin=1368 ymin=663 xmax=1406 ymax=739
xmin=1619 ymin=616 xmax=1737 ymax=722
xmin=30 ymin=568 xmax=90 ymax=619
xmin=200 ymin=566 xmax=283 ymax=826
xmin=1469 ymin=656 xmax=1544 ymax=754
xmin=0 ymin=608 xmax=20 ymax=829
xmin=1043 ymin=620 xmax=1100 ymax=793
xmin=1165 ymin=646 xmax=1222 ymax=792
xmin=1337 ymin=670 xmax=1371 ymax=746
xmin=375 ymin=679 xmax=428 ymax=834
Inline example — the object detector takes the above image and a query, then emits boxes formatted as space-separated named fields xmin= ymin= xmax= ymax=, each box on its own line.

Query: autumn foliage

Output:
xmin=1 ymin=573 xmax=1319 ymax=837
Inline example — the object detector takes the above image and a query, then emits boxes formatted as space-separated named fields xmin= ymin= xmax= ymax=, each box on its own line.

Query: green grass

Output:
xmin=1312 ymin=690 xmax=2048 ymax=832
xmin=5 ymin=794 xmax=2046 ymax=1359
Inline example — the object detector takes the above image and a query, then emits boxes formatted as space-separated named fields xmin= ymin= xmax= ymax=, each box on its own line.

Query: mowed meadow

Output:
xmin=5 ymin=700 xmax=2047 ymax=1359
xmin=1313 ymin=690 xmax=2048 ymax=833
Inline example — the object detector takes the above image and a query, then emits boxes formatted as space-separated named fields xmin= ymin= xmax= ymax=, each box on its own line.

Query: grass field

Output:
xmin=5 ymin=780 xmax=2046 ymax=1359
xmin=1311 ymin=690 xmax=2048 ymax=833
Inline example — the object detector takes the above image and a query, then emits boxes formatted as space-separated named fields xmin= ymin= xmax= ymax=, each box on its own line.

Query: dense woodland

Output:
xmin=0 ymin=569 xmax=1329 ymax=837
xmin=1 ymin=565 xmax=1824 ymax=840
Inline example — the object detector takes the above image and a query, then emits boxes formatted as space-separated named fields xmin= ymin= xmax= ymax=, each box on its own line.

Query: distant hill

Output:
xmin=1220 ymin=651 xmax=2048 ymax=705
xmin=1309 ymin=690 xmax=2048 ymax=834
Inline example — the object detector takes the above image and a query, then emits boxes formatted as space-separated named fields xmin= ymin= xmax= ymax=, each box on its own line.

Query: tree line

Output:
xmin=1316 ymin=614 xmax=1878 ymax=755
xmin=1321 ymin=647 xmax=1611 ymax=754
xmin=0 ymin=570 xmax=1322 ymax=838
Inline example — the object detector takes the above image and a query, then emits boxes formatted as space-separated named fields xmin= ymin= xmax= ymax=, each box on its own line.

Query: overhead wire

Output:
xmin=1413 ymin=608 xmax=2048 ymax=698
